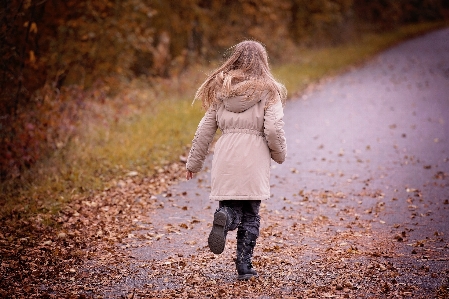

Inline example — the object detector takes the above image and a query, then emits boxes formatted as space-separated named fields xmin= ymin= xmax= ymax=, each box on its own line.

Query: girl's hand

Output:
xmin=185 ymin=170 xmax=194 ymax=180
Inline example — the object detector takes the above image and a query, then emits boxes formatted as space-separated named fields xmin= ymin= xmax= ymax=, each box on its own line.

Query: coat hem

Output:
xmin=210 ymin=195 xmax=269 ymax=201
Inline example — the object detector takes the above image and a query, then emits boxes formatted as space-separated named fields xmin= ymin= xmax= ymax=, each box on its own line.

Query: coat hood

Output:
xmin=220 ymin=95 xmax=260 ymax=113
xmin=216 ymin=81 xmax=266 ymax=113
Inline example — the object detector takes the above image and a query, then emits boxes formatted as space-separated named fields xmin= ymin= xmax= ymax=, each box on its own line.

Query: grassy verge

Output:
xmin=1 ymin=21 xmax=447 ymax=220
xmin=0 ymin=89 xmax=205 ymax=217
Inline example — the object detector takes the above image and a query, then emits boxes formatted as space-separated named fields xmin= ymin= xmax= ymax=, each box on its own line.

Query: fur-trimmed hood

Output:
xmin=216 ymin=80 xmax=268 ymax=113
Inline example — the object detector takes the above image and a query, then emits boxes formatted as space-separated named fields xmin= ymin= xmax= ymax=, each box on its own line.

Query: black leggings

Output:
xmin=219 ymin=200 xmax=261 ymax=237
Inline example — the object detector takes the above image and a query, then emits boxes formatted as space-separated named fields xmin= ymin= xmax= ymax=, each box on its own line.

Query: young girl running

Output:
xmin=185 ymin=40 xmax=287 ymax=280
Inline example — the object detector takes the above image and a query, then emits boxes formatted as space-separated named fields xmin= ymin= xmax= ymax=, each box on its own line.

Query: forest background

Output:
xmin=1 ymin=0 xmax=449 ymax=218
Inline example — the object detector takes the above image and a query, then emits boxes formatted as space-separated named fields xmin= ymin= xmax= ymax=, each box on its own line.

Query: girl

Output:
xmin=185 ymin=40 xmax=287 ymax=280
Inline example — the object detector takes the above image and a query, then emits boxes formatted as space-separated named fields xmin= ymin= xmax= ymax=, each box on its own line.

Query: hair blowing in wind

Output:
xmin=194 ymin=41 xmax=287 ymax=110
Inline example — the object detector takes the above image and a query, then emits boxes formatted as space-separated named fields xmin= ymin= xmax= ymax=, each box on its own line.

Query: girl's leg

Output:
xmin=238 ymin=200 xmax=261 ymax=236
xmin=236 ymin=200 xmax=261 ymax=280
xmin=208 ymin=200 xmax=242 ymax=254
xmin=219 ymin=200 xmax=242 ymax=231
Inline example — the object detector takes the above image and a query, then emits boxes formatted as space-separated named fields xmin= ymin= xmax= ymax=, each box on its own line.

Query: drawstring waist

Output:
xmin=221 ymin=128 xmax=264 ymax=137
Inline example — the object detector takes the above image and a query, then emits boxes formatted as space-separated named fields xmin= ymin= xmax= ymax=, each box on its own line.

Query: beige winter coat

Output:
xmin=186 ymin=89 xmax=287 ymax=201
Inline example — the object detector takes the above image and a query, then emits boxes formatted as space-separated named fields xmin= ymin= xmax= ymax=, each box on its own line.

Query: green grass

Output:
xmin=71 ymin=98 xmax=204 ymax=182
xmin=1 ymin=21 xmax=447 ymax=219
xmin=0 ymin=94 xmax=205 ymax=218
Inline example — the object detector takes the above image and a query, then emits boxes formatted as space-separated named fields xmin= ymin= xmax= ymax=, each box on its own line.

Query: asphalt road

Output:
xmin=109 ymin=27 xmax=449 ymax=297
xmin=272 ymin=26 xmax=449 ymax=239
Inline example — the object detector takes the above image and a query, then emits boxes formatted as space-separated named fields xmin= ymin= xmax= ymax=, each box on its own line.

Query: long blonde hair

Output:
xmin=194 ymin=40 xmax=287 ymax=110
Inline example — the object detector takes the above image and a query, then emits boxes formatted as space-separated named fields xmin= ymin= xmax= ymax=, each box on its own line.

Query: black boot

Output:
xmin=208 ymin=207 xmax=235 ymax=254
xmin=236 ymin=230 xmax=258 ymax=280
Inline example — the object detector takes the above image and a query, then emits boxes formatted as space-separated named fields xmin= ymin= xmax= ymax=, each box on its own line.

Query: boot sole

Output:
xmin=208 ymin=210 xmax=227 ymax=254
xmin=237 ymin=273 xmax=258 ymax=280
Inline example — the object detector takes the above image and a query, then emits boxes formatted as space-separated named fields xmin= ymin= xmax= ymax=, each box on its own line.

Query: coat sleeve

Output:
xmin=186 ymin=107 xmax=218 ymax=172
xmin=264 ymin=97 xmax=287 ymax=164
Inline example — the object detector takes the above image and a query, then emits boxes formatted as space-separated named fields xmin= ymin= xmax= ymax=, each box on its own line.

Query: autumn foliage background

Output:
xmin=1 ymin=0 xmax=448 ymax=199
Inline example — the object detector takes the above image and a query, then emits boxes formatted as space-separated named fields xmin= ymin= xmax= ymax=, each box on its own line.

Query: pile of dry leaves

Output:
xmin=0 ymin=160 xmax=185 ymax=298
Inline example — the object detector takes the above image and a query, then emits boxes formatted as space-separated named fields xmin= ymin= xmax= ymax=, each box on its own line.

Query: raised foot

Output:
xmin=208 ymin=210 xmax=227 ymax=254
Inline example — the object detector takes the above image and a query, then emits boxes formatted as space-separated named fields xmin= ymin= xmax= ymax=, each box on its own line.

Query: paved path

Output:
xmin=274 ymin=27 xmax=449 ymax=236
xmin=108 ymin=28 xmax=449 ymax=298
